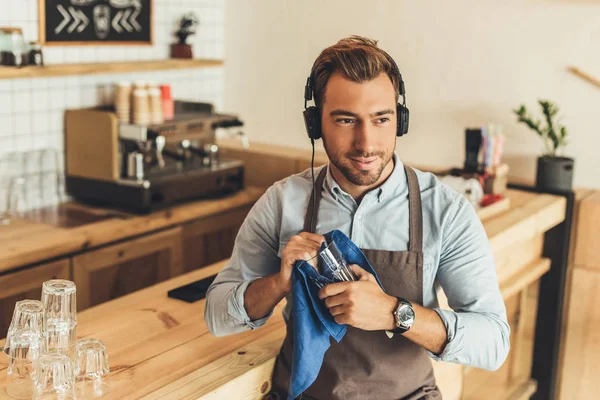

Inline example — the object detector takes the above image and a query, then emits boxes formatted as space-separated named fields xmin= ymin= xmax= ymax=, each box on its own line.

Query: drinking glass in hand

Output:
xmin=308 ymin=240 xmax=357 ymax=286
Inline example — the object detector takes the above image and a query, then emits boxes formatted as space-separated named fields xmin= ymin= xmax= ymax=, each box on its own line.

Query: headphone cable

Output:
xmin=311 ymin=138 xmax=316 ymax=232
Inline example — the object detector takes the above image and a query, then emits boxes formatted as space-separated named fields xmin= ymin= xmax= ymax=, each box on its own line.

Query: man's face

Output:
xmin=320 ymin=71 xmax=397 ymax=187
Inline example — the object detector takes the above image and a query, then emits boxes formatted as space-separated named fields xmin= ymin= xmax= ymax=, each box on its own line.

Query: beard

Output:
xmin=323 ymin=144 xmax=393 ymax=187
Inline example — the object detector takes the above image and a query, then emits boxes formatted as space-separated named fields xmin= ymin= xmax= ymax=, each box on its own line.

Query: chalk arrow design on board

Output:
xmin=112 ymin=10 xmax=123 ymax=33
xmin=121 ymin=9 xmax=133 ymax=32
xmin=130 ymin=8 xmax=141 ymax=31
xmin=55 ymin=5 xmax=71 ymax=34
xmin=67 ymin=7 xmax=82 ymax=33
xmin=76 ymin=10 xmax=89 ymax=33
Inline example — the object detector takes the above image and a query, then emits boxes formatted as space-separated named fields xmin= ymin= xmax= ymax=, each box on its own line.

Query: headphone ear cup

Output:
xmin=396 ymin=104 xmax=410 ymax=137
xmin=303 ymin=106 xmax=322 ymax=140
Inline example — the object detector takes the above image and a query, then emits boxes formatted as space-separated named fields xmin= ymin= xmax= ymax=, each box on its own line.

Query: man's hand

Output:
xmin=277 ymin=232 xmax=326 ymax=295
xmin=319 ymin=265 xmax=397 ymax=331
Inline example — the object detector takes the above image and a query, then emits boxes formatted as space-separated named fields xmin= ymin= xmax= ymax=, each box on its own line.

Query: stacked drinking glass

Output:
xmin=1 ymin=280 xmax=110 ymax=399
xmin=3 ymin=300 xmax=44 ymax=399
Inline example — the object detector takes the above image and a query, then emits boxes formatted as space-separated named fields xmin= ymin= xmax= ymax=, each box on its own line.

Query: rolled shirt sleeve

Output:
xmin=429 ymin=196 xmax=511 ymax=371
xmin=204 ymin=185 xmax=283 ymax=336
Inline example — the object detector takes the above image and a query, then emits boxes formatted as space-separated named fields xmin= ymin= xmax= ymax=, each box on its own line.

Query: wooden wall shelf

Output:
xmin=0 ymin=59 xmax=224 ymax=80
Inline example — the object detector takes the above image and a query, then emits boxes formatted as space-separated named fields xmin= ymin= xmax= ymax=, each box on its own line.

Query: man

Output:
xmin=205 ymin=36 xmax=509 ymax=399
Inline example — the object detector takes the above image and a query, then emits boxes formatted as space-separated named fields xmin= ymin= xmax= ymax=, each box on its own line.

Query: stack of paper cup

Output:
xmin=148 ymin=88 xmax=163 ymax=124
xmin=133 ymin=80 xmax=146 ymax=90
xmin=133 ymin=89 xmax=150 ymax=125
xmin=114 ymin=81 xmax=132 ymax=123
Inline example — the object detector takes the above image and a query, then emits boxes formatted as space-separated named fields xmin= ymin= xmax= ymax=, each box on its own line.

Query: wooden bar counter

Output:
xmin=0 ymin=184 xmax=566 ymax=399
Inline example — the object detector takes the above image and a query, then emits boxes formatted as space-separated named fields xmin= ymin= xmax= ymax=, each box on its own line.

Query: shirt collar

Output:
xmin=324 ymin=152 xmax=406 ymax=203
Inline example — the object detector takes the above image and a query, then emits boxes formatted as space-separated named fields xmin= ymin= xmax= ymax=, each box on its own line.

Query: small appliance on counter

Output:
xmin=65 ymin=101 xmax=245 ymax=213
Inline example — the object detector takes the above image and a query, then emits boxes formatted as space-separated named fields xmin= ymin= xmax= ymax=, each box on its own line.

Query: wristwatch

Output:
xmin=390 ymin=297 xmax=415 ymax=334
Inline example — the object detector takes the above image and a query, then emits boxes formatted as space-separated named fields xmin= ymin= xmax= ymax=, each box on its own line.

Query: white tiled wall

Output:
xmin=0 ymin=0 xmax=224 ymax=210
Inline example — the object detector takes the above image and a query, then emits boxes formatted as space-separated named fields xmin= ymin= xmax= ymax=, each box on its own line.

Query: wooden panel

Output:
xmin=181 ymin=206 xmax=251 ymax=272
xmin=494 ymin=234 xmax=544 ymax=283
xmin=558 ymin=267 xmax=600 ymax=400
xmin=485 ymin=192 xmax=566 ymax=253
xmin=566 ymin=189 xmax=595 ymax=267
xmin=65 ymin=109 xmax=119 ymax=181
xmin=499 ymin=258 xmax=550 ymax=301
xmin=0 ymin=59 xmax=224 ymax=80
xmin=556 ymin=189 xmax=596 ymax=399
xmin=509 ymin=282 xmax=540 ymax=382
xmin=72 ymin=227 xmax=182 ymax=311
xmin=463 ymin=279 xmax=541 ymax=400
xmin=0 ymin=259 xmax=69 ymax=338
xmin=221 ymin=147 xmax=297 ymax=188
xmin=573 ymin=191 xmax=600 ymax=269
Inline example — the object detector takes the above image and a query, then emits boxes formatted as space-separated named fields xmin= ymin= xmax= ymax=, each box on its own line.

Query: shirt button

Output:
xmin=357 ymin=214 xmax=363 ymax=220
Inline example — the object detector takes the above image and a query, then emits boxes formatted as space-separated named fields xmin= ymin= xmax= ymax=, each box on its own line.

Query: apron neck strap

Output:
xmin=303 ymin=164 xmax=423 ymax=254
xmin=303 ymin=166 xmax=328 ymax=233
xmin=404 ymin=165 xmax=423 ymax=254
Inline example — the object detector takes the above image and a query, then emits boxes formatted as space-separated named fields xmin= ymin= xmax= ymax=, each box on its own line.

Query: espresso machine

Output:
xmin=65 ymin=101 xmax=245 ymax=213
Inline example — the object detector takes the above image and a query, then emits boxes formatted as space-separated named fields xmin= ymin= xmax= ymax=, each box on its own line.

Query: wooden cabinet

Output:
xmin=72 ymin=227 xmax=183 ymax=311
xmin=181 ymin=205 xmax=252 ymax=273
xmin=0 ymin=259 xmax=70 ymax=339
xmin=559 ymin=267 xmax=600 ymax=399
xmin=558 ymin=190 xmax=600 ymax=400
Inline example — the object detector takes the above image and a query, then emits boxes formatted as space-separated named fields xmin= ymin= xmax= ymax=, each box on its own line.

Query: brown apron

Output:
xmin=268 ymin=165 xmax=442 ymax=400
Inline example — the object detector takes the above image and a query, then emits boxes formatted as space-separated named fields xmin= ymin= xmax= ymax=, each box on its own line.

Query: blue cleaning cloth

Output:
xmin=288 ymin=230 xmax=384 ymax=400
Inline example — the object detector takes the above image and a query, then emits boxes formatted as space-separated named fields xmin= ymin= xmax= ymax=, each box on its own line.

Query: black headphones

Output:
xmin=303 ymin=53 xmax=410 ymax=140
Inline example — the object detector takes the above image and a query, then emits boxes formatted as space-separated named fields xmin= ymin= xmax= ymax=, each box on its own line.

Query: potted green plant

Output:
xmin=171 ymin=12 xmax=200 ymax=59
xmin=513 ymin=100 xmax=574 ymax=191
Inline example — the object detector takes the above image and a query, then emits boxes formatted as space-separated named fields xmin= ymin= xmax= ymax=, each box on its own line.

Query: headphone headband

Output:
xmin=304 ymin=51 xmax=406 ymax=105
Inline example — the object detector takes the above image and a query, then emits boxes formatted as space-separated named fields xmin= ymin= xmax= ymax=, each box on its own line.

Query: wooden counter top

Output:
xmin=0 ymin=187 xmax=265 ymax=274
xmin=0 ymin=261 xmax=287 ymax=400
xmin=0 ymin=250 xmax=554 ymax=399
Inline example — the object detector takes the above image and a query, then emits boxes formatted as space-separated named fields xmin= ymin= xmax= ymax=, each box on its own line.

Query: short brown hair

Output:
xmin=309 ymin=35 xmax=401 ymax=110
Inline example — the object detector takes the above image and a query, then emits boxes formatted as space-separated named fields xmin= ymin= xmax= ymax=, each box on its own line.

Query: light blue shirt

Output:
xmin=205 ymin=153 xmax=510 ymax=371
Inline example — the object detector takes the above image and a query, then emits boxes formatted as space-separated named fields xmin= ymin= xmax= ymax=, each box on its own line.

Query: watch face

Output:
xmin=396 ymin=304 xmax=415 ymax=327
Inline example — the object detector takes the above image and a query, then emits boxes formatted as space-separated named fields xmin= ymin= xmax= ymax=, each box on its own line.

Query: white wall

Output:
xmin=0 ymin=0 xmax=224 ymax=209
xmin=224 ymin=0 xmax=600 ymax=189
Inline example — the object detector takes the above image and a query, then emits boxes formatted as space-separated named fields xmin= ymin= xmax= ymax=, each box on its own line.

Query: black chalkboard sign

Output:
xmin=39 ymin=0 xmax=153 ymax=45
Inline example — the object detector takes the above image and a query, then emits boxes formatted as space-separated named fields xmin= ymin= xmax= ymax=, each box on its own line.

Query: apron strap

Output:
xmin=303 ymin=166 xmax=328 ymax=233
xmin=303 ymin=164 xmax=424 ymax=254
xmin=404 ymin=165 xmax=424 ymax=254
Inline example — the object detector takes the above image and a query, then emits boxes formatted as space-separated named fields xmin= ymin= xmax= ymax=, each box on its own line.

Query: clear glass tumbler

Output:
xmin=74 ymin=338 xmax=111 ymax=398
xmin=3 ymin=301 xmax=44 ymax=400
xmin=308 ymin=240 xmax=357 ymax=284
xmin=4 ymin=328 xmax=43 ymax=399
xmin=42 ymin=280 xmax=77 ymax=360
xmin=33 ymin=352 xmax=76 ymax=400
